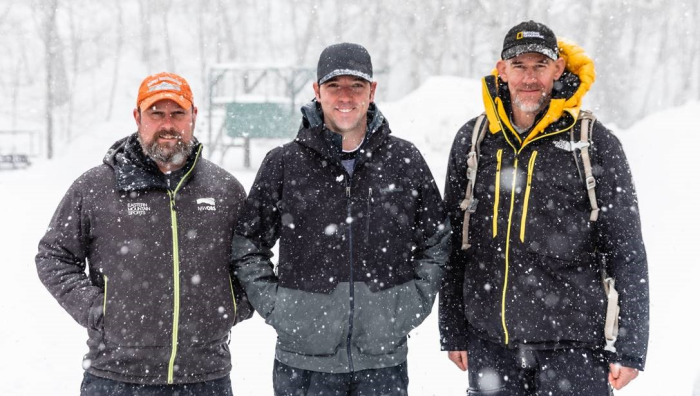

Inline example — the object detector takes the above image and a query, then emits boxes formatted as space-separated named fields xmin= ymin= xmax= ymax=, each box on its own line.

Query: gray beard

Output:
xmin=138 ymin=134 xmax=195 ymax=168
xmin=513 ymin=93 xmax=548 ymax=114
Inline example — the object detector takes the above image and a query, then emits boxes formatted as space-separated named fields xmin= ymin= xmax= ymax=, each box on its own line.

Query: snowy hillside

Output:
xmin=0 ymin=77 xmax=697 ymax=395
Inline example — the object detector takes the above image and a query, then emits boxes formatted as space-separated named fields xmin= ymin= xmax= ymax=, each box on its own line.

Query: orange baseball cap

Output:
xmin=136 ymin=72 xmax=194 ymax=111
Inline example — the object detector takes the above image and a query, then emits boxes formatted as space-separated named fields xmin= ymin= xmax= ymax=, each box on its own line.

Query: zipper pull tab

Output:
xmin=346 ymin=186 xmax=351 ymax=198
xmin=168 ymin=191 xmax=177 ymax=211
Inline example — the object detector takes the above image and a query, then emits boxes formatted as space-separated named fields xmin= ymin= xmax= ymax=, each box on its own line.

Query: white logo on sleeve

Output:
xmin=197 ymin=197 xmax=216 ymax=211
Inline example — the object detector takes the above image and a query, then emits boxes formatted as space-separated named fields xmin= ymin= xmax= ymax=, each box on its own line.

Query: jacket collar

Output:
xmin=482 ymin=39 xmax=596 ymax=148
xmin=103 ymin=133 xmax=202 ymax=192
xmin=296 ymin=100 xmax=390 ymax=166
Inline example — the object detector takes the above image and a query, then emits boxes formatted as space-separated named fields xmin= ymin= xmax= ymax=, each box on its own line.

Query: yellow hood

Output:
xmin=482 ymin=39 xmax=596 ymax=147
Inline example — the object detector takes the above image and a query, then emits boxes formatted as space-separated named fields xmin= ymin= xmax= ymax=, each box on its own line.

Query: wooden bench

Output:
xmin=0 ymin=153 xmax=31 ymax=169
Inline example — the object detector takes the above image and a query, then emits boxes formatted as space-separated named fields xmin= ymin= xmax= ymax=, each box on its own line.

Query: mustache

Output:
xmin=155 ymin=129 xmax=182 ymax=139
xmin=518 ymin=83 xmax=544 ymax=91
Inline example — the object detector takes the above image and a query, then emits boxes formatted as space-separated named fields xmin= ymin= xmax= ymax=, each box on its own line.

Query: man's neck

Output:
xmin=155 ymin=161 xmax=184 ymax=174
xmin=511 ymin=107 xmax=538 ymax=131
xmin=340 ymin=128 xmax=366 ymax=152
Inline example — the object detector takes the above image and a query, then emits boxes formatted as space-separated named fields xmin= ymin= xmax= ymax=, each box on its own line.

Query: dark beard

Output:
xmin=138 ymin=129 xmax=195 ymax=167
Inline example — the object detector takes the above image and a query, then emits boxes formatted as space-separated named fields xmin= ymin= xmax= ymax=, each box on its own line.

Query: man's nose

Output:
xmin=338 ymin=87 xmax=354 ymax=100
xmin=159 ymin=114 xmax=177 ymax=127
xmin=522 ymin=69 xmax=538 ymax=81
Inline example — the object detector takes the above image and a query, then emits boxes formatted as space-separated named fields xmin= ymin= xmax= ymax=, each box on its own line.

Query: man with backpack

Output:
xmin=439 ymin=21 xmax=649 ymax=394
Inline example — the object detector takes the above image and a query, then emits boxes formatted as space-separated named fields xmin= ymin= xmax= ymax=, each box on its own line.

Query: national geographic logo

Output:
xmin=517 ymin=31 xmax=545 ymax=40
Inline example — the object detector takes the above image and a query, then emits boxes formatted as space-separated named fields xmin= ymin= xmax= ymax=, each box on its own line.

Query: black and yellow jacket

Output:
xmin=36 ymin=134 xmax=253 ymax=384
xmin=439 ymin=41 xmax=649 ymax=370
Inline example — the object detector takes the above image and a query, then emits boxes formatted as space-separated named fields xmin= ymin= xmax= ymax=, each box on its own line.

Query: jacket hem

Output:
xmin=275 ymin=345 xmax=408 ymax=374
xmin=85 ymin=365 xmax=231 ymax=385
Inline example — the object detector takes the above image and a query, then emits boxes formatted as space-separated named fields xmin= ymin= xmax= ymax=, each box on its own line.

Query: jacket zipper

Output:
xmin=228 ymin=274 xmax=239 ymax=325
xmin=346 ymin=179 xmax=355 ymax=372
xmin=166 ymin=190 xmax=181 ymax=384
xmin=164 ymin=146 xmax=202 ymax=384
xmin=501 ymin=157 xmax=519 ymax=345
xmin=520 ymin=151 xmax=539 ymax=242
xmin=365 ymin=188 xmax=372 ymax=243
xmin=102 ymin=275 xmax=108 ymax=319
xmin=493 ymin=149 xmax=503 ymax=238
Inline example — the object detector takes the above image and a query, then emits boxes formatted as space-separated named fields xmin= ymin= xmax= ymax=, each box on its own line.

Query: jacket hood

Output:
xmin=103 ymin=133 xmax=202 ymax=192
xmin=482 ymin=39 xmax=596 ymax=147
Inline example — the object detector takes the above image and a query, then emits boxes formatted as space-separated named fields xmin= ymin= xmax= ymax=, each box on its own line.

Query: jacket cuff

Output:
xmin=440 ymin=335 xmax=468 ymax=352
xmin=611 ymin=354 xmax=645 ymax=371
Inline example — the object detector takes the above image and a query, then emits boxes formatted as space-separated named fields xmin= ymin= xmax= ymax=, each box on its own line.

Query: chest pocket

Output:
xmin=366 ymin=184 xmax=416 ymax=234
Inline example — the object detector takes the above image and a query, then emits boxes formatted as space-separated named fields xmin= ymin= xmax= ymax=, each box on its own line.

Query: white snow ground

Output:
xmin=0 ymin=76 xmax=697 ymax=395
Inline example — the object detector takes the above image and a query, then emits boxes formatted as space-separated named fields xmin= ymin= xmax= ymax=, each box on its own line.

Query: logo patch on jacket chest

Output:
xmin=553 ymin=140 xmax=572 ymax=151
xmin=127 ymin=202 xmax=151 ymax=216
xmin=197 ymin=197 xmax=216 ymax=211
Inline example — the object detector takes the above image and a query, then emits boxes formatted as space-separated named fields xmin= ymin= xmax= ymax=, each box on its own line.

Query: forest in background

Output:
xmin=0 ymin=0 xmax=698 ymax=158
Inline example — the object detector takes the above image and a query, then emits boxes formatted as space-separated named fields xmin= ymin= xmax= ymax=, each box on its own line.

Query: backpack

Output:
xmin=458 ymin=111 xmax=619 ymax=353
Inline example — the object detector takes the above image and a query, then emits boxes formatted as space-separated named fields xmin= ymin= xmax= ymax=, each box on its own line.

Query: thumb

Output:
xmin=609 ymin=363 xmax=621 ymax=379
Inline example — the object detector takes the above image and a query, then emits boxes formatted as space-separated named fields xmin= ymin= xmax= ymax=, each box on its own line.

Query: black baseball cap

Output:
xmin=317 ymin=43 xmax=373 ymax=85
xmin=501 ymin=21 xmax=559 ymax=61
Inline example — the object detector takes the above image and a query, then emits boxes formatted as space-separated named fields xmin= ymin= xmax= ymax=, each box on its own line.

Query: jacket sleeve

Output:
xmin=593 ymin=122 xmax=650 ymax=370
xmin=410 ymin=146 xmax=450 ymax=318
xmin=35 ymin=176 xmax=104 ymax=331
xmin=232 ymin=148 xmax=284 ymax=320
xmin=439 ymin=120 xmax=475 ymax=351
xmin=227 ymin=179 xmax=255 ymax=324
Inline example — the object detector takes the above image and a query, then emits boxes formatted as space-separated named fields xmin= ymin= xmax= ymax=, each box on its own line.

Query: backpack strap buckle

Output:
xmin=586 ymin=176 xmax=596 ymax=190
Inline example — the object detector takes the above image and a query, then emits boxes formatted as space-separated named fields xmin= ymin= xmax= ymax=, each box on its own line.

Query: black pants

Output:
xmin=466 ymin=332 xmax=612 ymax=396
xmin=273 ymin=359 xmax=409 ymax=396
xmin=80 ymin=372 xmax=233 ymax=396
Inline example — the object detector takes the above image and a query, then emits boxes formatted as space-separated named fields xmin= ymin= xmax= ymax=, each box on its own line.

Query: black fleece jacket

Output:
xmin=36 ymin=134 xmax=252 ymax=384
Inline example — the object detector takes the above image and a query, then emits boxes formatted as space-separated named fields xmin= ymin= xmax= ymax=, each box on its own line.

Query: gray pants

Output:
xmin=273 ymin=359 xmax=409 ymax=396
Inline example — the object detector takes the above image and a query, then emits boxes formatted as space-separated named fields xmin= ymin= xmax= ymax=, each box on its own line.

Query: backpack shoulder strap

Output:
xmin=460 ymin=113 xmax=489 ymax=250
xmin=578 ymin=110 xmax=600 ymax=222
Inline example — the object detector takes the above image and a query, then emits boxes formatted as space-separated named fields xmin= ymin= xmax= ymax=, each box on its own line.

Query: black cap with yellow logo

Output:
xmin=501 ymin=20 xmax=559 ymax=61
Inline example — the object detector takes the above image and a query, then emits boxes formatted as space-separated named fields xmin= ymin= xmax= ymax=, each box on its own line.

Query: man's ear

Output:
xmin=313 ymin=82 xmax=321 ymax=101
xmin=496 ymin=60 xmax=508 ymax=82
xmin=553 ymin=57 xmax=566 ymax=80
xmin=369 ymin=81 xmax=377 ymax=103
xmin=133 ymin=108 xmax=141 ymax=127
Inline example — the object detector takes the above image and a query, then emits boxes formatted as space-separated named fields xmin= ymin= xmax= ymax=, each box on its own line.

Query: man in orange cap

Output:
xmin=36 ymin=72 xmax=253 ymax=395
xmin=134 ymin=72 xmax=198 ymax=173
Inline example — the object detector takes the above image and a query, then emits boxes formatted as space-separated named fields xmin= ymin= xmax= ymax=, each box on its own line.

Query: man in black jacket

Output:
xmin=233 ymin=43 xmax=450 ymax=396
xmin=439 ymin=21 xmax=649 ymax=395
xmin=36 ymin=72 xmax=253 ymax=396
